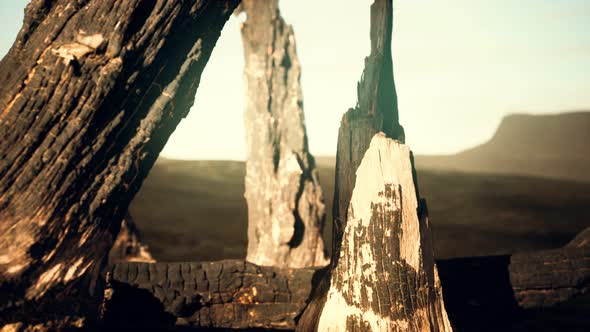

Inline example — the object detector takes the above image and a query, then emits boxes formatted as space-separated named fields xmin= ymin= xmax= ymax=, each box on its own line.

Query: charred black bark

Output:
xmin=100 ymin=231 xmax=590 ymax=331
xmin=437 ymin=236 xmax=590 ymax=331
xmin=100 ymin=260 xmax=315 ymax=330
xmin=0 ymin=0 xmax=239 ymax=327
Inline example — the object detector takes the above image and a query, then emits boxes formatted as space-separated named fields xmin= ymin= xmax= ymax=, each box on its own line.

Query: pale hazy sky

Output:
xmin=1 ymin=1 xmax=589 ymax=159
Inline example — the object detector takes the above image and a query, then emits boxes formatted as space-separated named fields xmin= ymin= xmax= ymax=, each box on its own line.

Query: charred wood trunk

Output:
xmin=108 ymin=213 xmax=155 ymax=265
xmin=297 ymin=1 xmax=451 ymax=331
xmin=239 ymin=0 xmax=328 ymax=268
xmin=99 ymin=260 xmax=316 ymax=330
xmin=331 ymin=0 xmax=405 ymax=255
xmin=0 ymin=0 xmax=238 ymax=327
xmin=100 ymin=231 xmax=590 ymax=331
xmin=315 ymin=134 xmax=452 ymax=331
xmin=437 ymin=233 xmax=590 ymax=330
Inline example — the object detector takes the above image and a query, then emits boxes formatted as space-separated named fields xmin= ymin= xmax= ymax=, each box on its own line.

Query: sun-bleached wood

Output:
xmin=239 ymin=0 xmax=328 ymax=268
xmin=297 ymin=0 xmax=411 ymax=330
xmin=315 ymin=133 xmax=452 ymax=332
xmin=100 ymin=260 xmax=316 ymax=330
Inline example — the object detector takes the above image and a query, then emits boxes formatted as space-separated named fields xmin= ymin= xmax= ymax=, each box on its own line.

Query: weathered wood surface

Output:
xmin=316 ymin=134 xmax=452 ymax=331
xmin=99 ymin=260 xmax=316 ymax=330
xmin=331 ymin=0 xmax=404 ymax=257
xmin=108 ymin=213 xmax=155 ymax=265
xmin=239 ymin=0 xmax=328 ymax=269
xmin=100 ymin=234 xmax=590 ymax=331
xmin=0 ymin=0 xmax=238 ymax=327
xmin=297 ymin=0 xmax=438 ymax=330
xmin=510 ymin=242 xmax=590 ymax=309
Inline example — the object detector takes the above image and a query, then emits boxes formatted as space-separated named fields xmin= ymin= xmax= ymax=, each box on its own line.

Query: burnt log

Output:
xmin=99 ymin=260 xmax=316 ymax=330
xmin=510 ymin=243 xmax=590 ymax=309
xmin=100 ymin=237 xmax=590 ymax=331
xmin=239 ymin=0 xmax=328 ymax=268
xmin=437 ymin=236 xmax=590 ymax=330
xmin=0 ymin=0 xmax=239 ymax=327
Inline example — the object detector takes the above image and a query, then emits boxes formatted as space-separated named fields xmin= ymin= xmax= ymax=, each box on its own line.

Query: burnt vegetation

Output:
xmin=0 ymin=0 xmax=588 ymax=331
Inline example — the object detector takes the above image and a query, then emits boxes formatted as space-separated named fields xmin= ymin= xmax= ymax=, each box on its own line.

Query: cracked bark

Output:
xmin=510 ymin=237 xmax=590 ymax=309
xmin=99 ymin=260 xmax=316 ymax=330
xmin=239 ymin=0 xmax=328 ymax=268
xmin=0 ymin=0 xmax=238 ymax=327
xmin=297 ymin=1 xmax=451 ymax=331
xmin=436 ymin=229 xmax=590 ymax=330
xmin=97 ymin=229 xmax=590 ymax=331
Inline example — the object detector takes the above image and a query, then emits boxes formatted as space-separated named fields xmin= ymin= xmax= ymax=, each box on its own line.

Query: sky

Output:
xmin=1 ymin=0 xmax=589 ymax=160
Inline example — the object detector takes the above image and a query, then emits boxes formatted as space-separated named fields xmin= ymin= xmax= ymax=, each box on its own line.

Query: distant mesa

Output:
xmin=415 ymin=111 xmax=590 ymax=182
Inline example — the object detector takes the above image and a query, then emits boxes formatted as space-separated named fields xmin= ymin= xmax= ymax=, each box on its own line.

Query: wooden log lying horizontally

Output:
xmin=511 ymin=241 xmax=590 ymax=308
xmin=437 ymin=237 xmax=590 ymax=330
xmin=100 ymin=230 xmax=590 ymax=331
xmin=99 ymin=260 xmax=316 ymax=330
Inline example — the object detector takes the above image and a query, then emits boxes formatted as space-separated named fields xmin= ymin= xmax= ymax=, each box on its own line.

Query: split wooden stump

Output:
xmin=294 ymin=0 xmax=451 ymax=329
xmin=0 ymin=0 xmax=239 ymax=326
xmin=315 ymin=134 xmax=452 ymax=331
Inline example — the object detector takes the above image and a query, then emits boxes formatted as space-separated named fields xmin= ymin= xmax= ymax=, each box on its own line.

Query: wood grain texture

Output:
xmin=0 ymin=0 xmax=238 ymax=326
xmin=437 ymin=236 xmax=590 ymax=330
xmin=100 ymin=260 xmax=316 ymax=330
xmin=317 ymin=134 xmax=452 ymax=331
xmin=100 ymin=229 xmax=590 ymax=331
xmin=332 ymin=0 xmax=404 ymax=255
xmin=239 ymin=0 xmax=328 ymax=268
xmin=510 ymin=244 xmax=590 ymax=309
